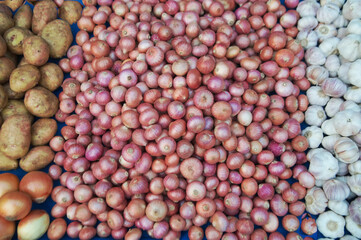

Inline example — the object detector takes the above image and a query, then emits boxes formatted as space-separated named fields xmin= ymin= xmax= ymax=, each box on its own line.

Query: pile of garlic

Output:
xmin=297 ymin=0 xmax=361 ymax=238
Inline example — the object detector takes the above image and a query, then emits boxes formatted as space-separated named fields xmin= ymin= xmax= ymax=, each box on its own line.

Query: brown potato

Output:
xmin=0 ymin=115 xmax=31 ymax=159
xmin=0 ymin=151 xmax=18 ymax=171
xmin=0 ymin=57 xmax=15 ymax=84
xmin=59 ymin=1 xmax=82 ymax=25
xmin=4 ymin=51 xmax=18 ymax=65
xmin=0 ymin=5 xmax=12 ymax=17
xmin=4 ymin=27 xmax=33 ymax=55
xmin=19 ymin=146 xmax=54 ymax=171
xmin=0 ymin=85 xmax=8 ymax=111
xmin=32 ymin=0 xmax=57 ymax=34
xmin=39 ymin=19 xmax=73 ymax=58
xmin=0 ymin=36 xmax=7 ymax=57
xmin=31 ymin=118 xmax=57 ymax=146
xmin=23 ymin=36 xmax=50 ymax=66
xmin=14 ymin=4 xmax=32 ymax=29
xmin=4 ymin=0 xmax=24 ymax=11
xmin=1 ymin=100 xmax=33 ymax=122
xmin=0 ymin=12 xmax=14 ymax=36
xmin=24 ymin=86 xmax=59 ymax=117
xmin=17 ymin=57 xmax=30 ymax=67
xmin=10 ymin=65 xmax=41 ymax=92
xmin=39 ymin=63 xmax=64 ymax=91
xmin=3 ymin=83 xmax=25 ymax=99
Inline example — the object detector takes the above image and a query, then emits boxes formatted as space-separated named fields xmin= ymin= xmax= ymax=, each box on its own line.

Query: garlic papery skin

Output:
xmin=321 ymin=78 xmax=347 ymax=97
xmin=322 ymin=134 xmax=341 ymax=153
xmin=297 ymin=16 xmax=319 ymax=32
xmin=334 ymin=137 xmax=360 ymax=164
xmin=333 ymin=110 xmax=361 ymax=137
xmin=349 ymin=197 xmax=361 ymax=225
xmin=349 ymin=161 xmax=361 ymax=175
xmin=351 ymin=133 xmax=361 ymax=147
xmin=324 ymin=55 xmax=340 ymax=77
xmin=320 ymin=0 xmax=345 ymax=7
xmin=333 ymin=15 xmax=348 ymax=28
xmin=342 ymin=0 xmax=361 ymax=20
xmin=321 ymin=119 xmax=338 ymax=135
xmin=337 ymin=161 xmax=349 ymax=176
xmin=328 ymin=200 xmax=349 ymax=216
xmin=344 ymin=86 xmax=361 ymax=103
xmin=347 ymin=174 xmax=361 ymax=196
xmin=315 ymin=24 xmax=338 ymax=42
xmin=347 ymin=19 xmax=361 ymax=35
xmin=339 ymin=100 xmax=361 ymax=112
xmin=305 ymin=187 xmax=328 ymax=214
xmin=306 ymin=86 xmax=330 ymax=106
xmin=337 ymin=27 xmax=349 ymax=39
xmin=308 ymin=148 xmax=339 ymax=180
xmin=296 ymin=0 xmax=320 ymax=17
xmin=302 ymin=126 xmax=323 ymax=148
xmin=297 ymin=30 xmax=319 ymax=49
xmin=346 ymin=216 xmax=361 ymax=239
xmin=316 ymin=3 xmax=340 ymax=24
xmin=348 ymin=59 xmax=361 ymax=87
xmin=319 ymin=37 xmax=340 ymax=57
xmin=338 ymin=62 xmax=351 ymax=84
xmin=323 ymin=179 xmax=350 ymax=201
xmin=305 ymin=105 xmax=327 ymax=126
xmin=316 ymin=179 xmax=326 ymax=187
xmin=316 ymin=211 xmax=345 ymax=238
xmin=305 ymin=47 xmax=327 ymax=65
xmin=337 ymin=34 xmax=361 ymax=62
xmin=306 ymin=66 xmax=329 ymax=85
xmin=340 ymin=235 xmax=359 ymax=240
xmin=325 ymin=98 xmax=344 ymax=118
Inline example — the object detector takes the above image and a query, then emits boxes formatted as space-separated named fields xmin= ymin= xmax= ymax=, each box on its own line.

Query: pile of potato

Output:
xmin=0 ymin=0 xmax=78 ymax=171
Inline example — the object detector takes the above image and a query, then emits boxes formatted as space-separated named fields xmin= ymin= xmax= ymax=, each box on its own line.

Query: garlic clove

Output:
xmin=351 ymin=132 xmax=361 ymax=147
xmin=322 ymin=119 xmax=338 ymax=136
xmin=338 ymin=62 xmax=351 ymax=84
xmin=322 ymin=134 xmax=341 ymax=153
xmin=321 ymin=78 xmax=347 ymax=98
xmin=334 ymin=137 xmax=359 ymax=164
xmin=325 ymin=98 xmax=344 ymax=118
xmin=324 ymin=55 xmax=340 ymax=77
xmin=306 ymin=66 xmax=329 ymax=85
xmin=328 ymin=200 xmax=349 ymax=216
xmin=337 ymin=161 xmax=349 ymax=176
xmin=333 ymin=15 xmax=348 ymax=28
xmin=316 ymin=211 xmax=345 ymax=238
xmin=347 ymin=174 xmax=361 ymax=196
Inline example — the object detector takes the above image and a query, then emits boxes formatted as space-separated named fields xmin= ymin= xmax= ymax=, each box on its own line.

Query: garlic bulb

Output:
xmin=302 ymin=126 xmax=323 ymax=148
xmin=342 ymin=0 xmax=361 ymax=20
xmin=349 ymin=197 xmax=361 ymax=225
xmin=316 ymin=3 xmax=340 ymax=24
xmin=321 ymin=119 xmax=338 ymax=135
xmin=339 ymin=100 xmax=361 ymax=112
xmin=297 ymin=30 xmax=319 ymax=49
xmin=305 ymin=187 xmax=328 ymax=214
xmin=338 ymin=62 xmax=351 ymax=84
xmin=334 ymin=137 xmax=359 ymax=164
xmin=351 ymin=133 xmax=361 ymax=147
xmin=328 ymin=200 xmax=349 ymax=216
xmin=321 ymin=78 xmax=347 ymax=97
xmin=305 ymin=47 xmax=327 ymax=65
xmin=345 ymin=216 xmax=361 ymax=239
xmin=333 ymin=15 xmax=348 ymax=28
xmin=319 ymin=37 xmax=340 ymax=57
xmin=297 ymin=16 xmax=319 ymax=32
xmin=338 ymin=161 xmax=349 ymax=176
xmin=296 ymin=0 xmax=320 ymax=17
xmin=316 ymin=179 xmax=326 ymax=187
xmin=315 ymin=24 xmax=338 ymax=42
xmin=316 ymin=211 xmax=345 ymax=238
xmin=347 ymin=19 xmax=361 ymax=35
xmin=306 ymin=86 xmax=330 ymax=106
xmin=320 ymin=0 xmax=345 ymax=7
xmin=344 ymin=86 xmax=361 ymax=103
xmin=333 ymin=110 xmax=361 ymax=137
xmin=347 ymin=174 xmax=361 ymax=196
xmin=324 ymin=55 xmax=340 ymax=77
xmin=306 ymin=66 xmax=329 ymax=85
xmin=338 ymin=34 xmax=361 ymax=62
xmin=348 ymin=59 xmax=361 ymax=87
xmin=323 ymin=179 xmax=350 ymax=201
xmin=340 ymin=235 xmax=358 ymax=240
xmin=349 ymin=161 xmax=361 ymax=175
xmin=305 ymin=105 xmax=327 ymax=126
xmin=325 ymin=98 xmax=344 ymax=118
xmin=322 ymin=134 xmax=341 ymax=152
xmin=308 ymin=148 xmax=339 ymax=180
xmin=337 ymin=27 xmax=349 ymax=39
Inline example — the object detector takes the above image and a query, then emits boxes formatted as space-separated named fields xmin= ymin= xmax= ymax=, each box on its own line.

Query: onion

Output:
xmin=0 ymin=191 xmax=32 ymax=221
xmin=19 ymin=171 xmax=53 ymax=203
xmin=0 ymin=173 xmax=19 ymax=199
xmin=0 ymin=216 xmax=15 ymax=240
xmin=17 ymin=210 xmax=50 ymax=240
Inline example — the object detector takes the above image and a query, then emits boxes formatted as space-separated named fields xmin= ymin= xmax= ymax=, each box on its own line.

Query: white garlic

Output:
xmin=297 ymin=30 xmax=319 ymax=49
xmin=347 ymin=174 xmax=361 ymax=196
xmin=333 ymin=15 xmax=348 ymax=28
xmin=305 ymin=187 xmax=328 ymax=214
xmin=325 ymin=98 xmax=344 ymax=118
xmin=316 ymin=211 xmax=345 ymax=238
xmin=305 ymin=47 xmax=327 ymax=66
xmin=333 ymin=110 xmax=361 ymax=137
xmin=338 ymin=62 xmax=351 ymax=84
xmin=302 ymin=126 xmax=323 ymax=148
xmin=339 ymin=100 xmax=361 ymax=112
xmin=323 ymin=178 xmax=350 ymax=201
xmin=344 ymin=86 xmax=361 ymax=103
xmin=346 ymin=216 xmax=361 ymax=239
xmin=319 ymin=37 xmax=340 ymax=57
xmin=316 ymin=179 xmax=326 ymax=187
xmin=306 ymin=86 xmax=330 ymax=106
xmin=298 ymin=17 xmax=318 ymax=33
xmin=306 ymin=66 xmax=329 ymax=85
xmin=328 ymin=200 xmax=349 ymax=216
xmin=308 ymin=148 xmax=339 ymax=180
xmin=315 ymin=24 xmax=338 ymax=42
xmin=320 ymin=0 xmax=345 ymax=7
xmin=317 ymin=3 xmax=340 ymax=24
xmin=347 ymin=19 xmax=361 ymax=35
xmin=334 ymin=137 xmax=360 ymax=164
xmin=340 ymin=235 xmax=358 ymax=240
xmin=338 ymin=161 xmax=349 ymax=176
xmin=342 ymin=0 xmax=361 ymax=20
xmin=321 ymin=119 xmax=338 ymax=135
xmin=324 ymin=55 xmax=340 ymax=77
xmin=338 ymin=34 xmax=361 ymax=62
xmin=321 ymin=78 xmax=347 ymax=97
xmin=337 ymin=27 xmax=349 ymax=39
xmin=349 ymin=161 xmax=361 ymax=175
xmin=296 ymin=0 xmax=320 ymax=17
xmin=305 ymin=105 xmax=327 ymax=126
xmin=322 ymin=134 xmax=341 ymax=152
xmin=351 ymin=133 xmax=361 ymax=147
xmin=348 ymin=59 xmax=361 ymax=87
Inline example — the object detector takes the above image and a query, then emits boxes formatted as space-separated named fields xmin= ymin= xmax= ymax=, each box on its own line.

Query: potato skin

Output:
xmin=32 ymin=0 xmax=58 ymax=34
xmin=20 ymin=146 xmax=54 ymax=171
xmin=40 ymin=19 xmax=73 ymax=58
xmin=4 ymin=27 xmax=33 ymax=55
xmin=31 ymin=118 xmax=57 ymax=146
xmin=1 ymin=100 xmax=33 ymax=122
xmin=23 ymin=36 xmax=50 ymax=66
xmin=39 ymin=63 xmax=63 ymax=91
xmin=24 ymin=86 xmax=59 ymax=117
xmin=59 ymin=1 xmax=82 ymax=25
xmin=0 ymin=36 xmax=7 ymax=57
xmin=0 ymin=5 xmax=13 ymax=17
xmin=4 ymin=0 xmax=24 ymax=11
xmin=0 ymin=12 xmax=14 ymax=36
xmin=3 ymin=83 xmax=25 ymax=100
xmin=0 ymin=57 xmax=16 ymax=84
xmin=14 ymin=4 xmax=32 ymax=29
xmin=0 ymin=151 xmax=18 ymax=171
xmin=10 ymin=65 xmax=41 ymax=93
xmin=0 ymin=115 xmax=31 ymax=159
xmin=0 ymin=85 xmax=8 ymax=111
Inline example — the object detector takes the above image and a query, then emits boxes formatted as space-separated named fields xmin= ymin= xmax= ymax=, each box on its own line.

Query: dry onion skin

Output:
xmin=19 ymin=171 xmax=53 ymax=203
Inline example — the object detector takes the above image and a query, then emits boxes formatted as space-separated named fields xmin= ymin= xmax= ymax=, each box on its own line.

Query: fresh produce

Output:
xmin=31 ymin=118 xmax=57 ymax=146
xmin=31 ymin=0 xmax=58 ymax=34
xmin=24 ymin=86 xmax=59 ymax=118
xmin=47 ymin=218 xmax=67 ymax=240
xmin=1 ymin=100 xmax=33 ymax=122
xmin=59 ymin=1 xmax=83 ymax=25
xmin=17 ymin=210 xmax=50 ymax=240
xmin=22 ymin=36 xmax=50 ymax=66
xmin=0 ymin=151 xmax=18 ymax=171
xmin=39 ymin=63 xmax=64 ymax=91
xmin=4 ymin=27 xmax=33 ymax=55
xmin=19 ymin=171 xmax=53 ymax=203
xmin=0 ymin=173 xmax=19 ymax=198
xmin=9 ymin=64 xmax=41 ymax=93
xmin=13 ymin=4 xmax=33 ymax=29
xmin=0 ymin=10 xmax=14 ymax=35
xmin=0 ymin=215 xmax=16 ymax=240
xmin=0 ymin=57 xmax=15 ymax=84
xmin=0 ymin=191 xmax=32 ymax=221
xmin=19 ymin=146 xmax=55 ymax=172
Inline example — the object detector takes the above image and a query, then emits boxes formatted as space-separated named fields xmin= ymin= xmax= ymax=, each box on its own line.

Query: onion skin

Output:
xmin=0 ymin=215 xmax=15 ymax=240
xmin=17 ymin=210 xmax=50 ymax=240
xmin=0 ymin=173 xmax=19 ymax=199
xmin=0 ymin=191 xmax=32 ymax=221
xmin=47 ymin=218 xmax=67 ymax=240
xmin=19 ymin=171 xmax=53 ymax=203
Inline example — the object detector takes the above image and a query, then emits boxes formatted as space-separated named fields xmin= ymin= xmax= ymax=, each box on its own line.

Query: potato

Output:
xmin=24 ymin=86 xmax=59 ymax=117
xmin=10 ymin=65 xmax=41 ymax=92
xmin=18 ymin=57 xmax=30 ymax=67
xmin=4 ymin=51 xmax=18 ymax=65
xmin=31 ymin=118 xmax=57 ymax=146
xmin=4 ymin=0 xmax=24 ymax=11
xmin=39 ymin=19 xmax=73 ymax=58
xmin=32 ymin=0 xmax=57 ymax=34
xmin=0 ymin=57 xmax=15 ymax=84
xmin=3 ymin=83 xmax=25 ymax=99
xmin=19 ymin=146 xmax=54 ymax=172
xmin=0 ymin=151 xmax=18 ymax=171
xmin=39 ymin=63 xmax=63 ymax=91
xmin=4 ymin=27 xmax=33 ymax=55
xmin=14 ymin=4 xmax=32 ymax=29
xmin=0 ymin=85 xmax=8 ymax=111
xmin=0 ymin=12 xmax=14 ymax=36
xmin=23 ymin=36 xmax=50 ymax=66
xmin=0 ymin=36 xmax=7 ymax=57
xmin=59 ymin=1 xmax=82 ymax=25
xmin=0 ymin=115 xmax=31 ymax=159
xmin=1 ymin=100 xmax=33 ymax=122
xmin=0 ymin=4 xmax=12 ymax=17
